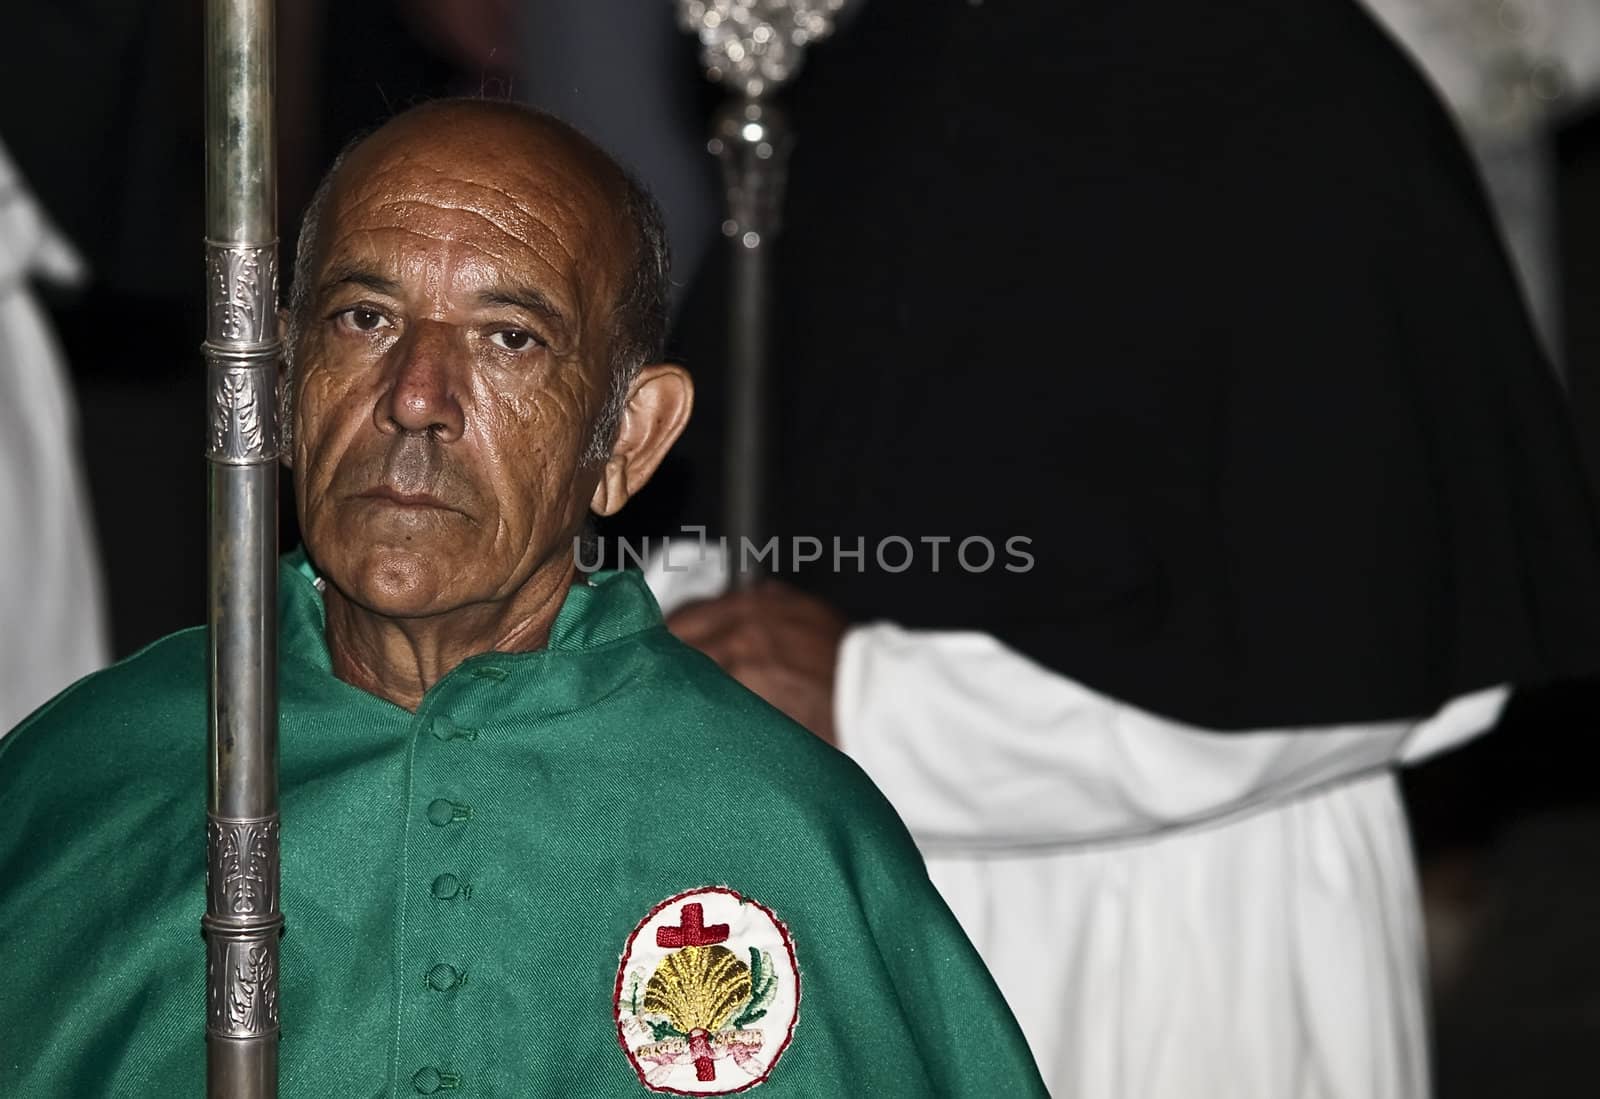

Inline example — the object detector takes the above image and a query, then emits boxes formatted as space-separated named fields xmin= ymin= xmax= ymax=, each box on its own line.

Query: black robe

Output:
xmin=633 ymin=0 xmax=1600 ymax=730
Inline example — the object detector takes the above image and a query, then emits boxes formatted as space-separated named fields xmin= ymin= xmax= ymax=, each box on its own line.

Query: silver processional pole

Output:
xmin=201 ymin=0 xmax=283 ymax=1095
xmin=675 ymin=1 xmax=845 ymax=585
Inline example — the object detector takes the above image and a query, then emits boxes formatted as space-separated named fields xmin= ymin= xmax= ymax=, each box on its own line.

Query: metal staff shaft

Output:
xmin=725 ymin=230 xmax=769 ymax=575
xmin=711 ymin=100 xmax=792 ymax=584
xmin=202 ymin=1 xmax=282 ymax=1095
xmin=678 ymin=1 xmax=844 ymax=582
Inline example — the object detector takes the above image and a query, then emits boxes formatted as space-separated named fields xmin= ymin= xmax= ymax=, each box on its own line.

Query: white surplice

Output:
xmin=644 ymin=546 xmax=1506 ymax=1098
xmin=0 ymin=137 xmax=108 ymax=735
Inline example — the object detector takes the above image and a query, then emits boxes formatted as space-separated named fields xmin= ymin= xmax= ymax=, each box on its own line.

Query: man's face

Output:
xmin=289 ymin=109 xmax=633 ymax=618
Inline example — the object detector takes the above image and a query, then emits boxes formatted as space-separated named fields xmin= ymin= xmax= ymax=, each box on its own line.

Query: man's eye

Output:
xmin=338 ymin=306 xmax=390 ymax=332
xmin=489 ymin=329 xmax=540 ymax=352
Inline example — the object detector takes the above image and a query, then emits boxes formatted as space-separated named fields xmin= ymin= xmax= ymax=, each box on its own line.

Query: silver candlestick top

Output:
xmin=676 ymin=0 xmax=848 ymax=97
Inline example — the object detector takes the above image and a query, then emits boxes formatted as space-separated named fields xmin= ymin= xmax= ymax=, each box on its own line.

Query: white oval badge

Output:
xmin=615 ymin=887 xmax=801 ymax=1094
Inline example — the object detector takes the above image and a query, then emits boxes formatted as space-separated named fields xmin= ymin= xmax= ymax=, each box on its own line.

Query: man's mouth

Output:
xmin=357 ymin=486 xmax=457 ymax=512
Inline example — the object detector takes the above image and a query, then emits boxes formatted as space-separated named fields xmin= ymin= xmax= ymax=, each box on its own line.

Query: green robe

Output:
xmin=0 ymin=553 xmax=1046 ymax=1097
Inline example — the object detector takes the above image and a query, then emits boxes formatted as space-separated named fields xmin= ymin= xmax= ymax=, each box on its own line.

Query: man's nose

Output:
xmin=377 ymin=321 xmax=466 ymax=441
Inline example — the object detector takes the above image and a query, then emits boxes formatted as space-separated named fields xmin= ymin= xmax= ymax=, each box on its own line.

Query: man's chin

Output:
xmin=322 ymin=546 xmax=460 ymax=619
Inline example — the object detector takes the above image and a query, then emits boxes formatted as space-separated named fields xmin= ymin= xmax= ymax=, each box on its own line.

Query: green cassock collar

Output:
xmin=278 ymin=547 xmax=667 ymax=717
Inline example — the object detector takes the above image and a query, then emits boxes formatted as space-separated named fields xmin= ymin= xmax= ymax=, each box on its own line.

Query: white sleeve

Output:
xmin=636 ymin=537 xmax=731 ymax=616
xmin=834 ymin=623 xmax=1508 ymax=853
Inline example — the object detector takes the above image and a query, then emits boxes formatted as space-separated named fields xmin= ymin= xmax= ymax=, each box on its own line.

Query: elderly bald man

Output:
xmin=0 ymin=101 xmax=1047 ymax=1098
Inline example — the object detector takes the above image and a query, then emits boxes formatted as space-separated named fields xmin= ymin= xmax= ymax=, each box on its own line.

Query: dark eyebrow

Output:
xmin=316 ymin=264 xmax=572 ymax=338
xmin=475 ymin=285 xmax=570 ymax=332
xmin=317 ymin=261 xmax=401 ymax=299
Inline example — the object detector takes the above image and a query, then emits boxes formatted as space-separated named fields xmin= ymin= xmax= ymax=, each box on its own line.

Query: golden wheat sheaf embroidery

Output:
xmin=643 ymin=945 xmax=753 ymax=1034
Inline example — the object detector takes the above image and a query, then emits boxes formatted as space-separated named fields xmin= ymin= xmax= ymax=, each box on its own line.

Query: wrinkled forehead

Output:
xmin=319 ymin=114 xmax=632 ymax=317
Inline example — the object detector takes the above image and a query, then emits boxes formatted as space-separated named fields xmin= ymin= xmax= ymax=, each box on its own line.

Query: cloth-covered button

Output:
xmin=426 ymin=963 xmax=465 ymax=991
xmin=430 ymin=718 xmax=478 ymax=743
xmin=411 ymin=1067 xmax=461 ymax=1093
xmin=430 ymin=873 xmax=465 ymax=900
xmin=426 ymin=799 xmax=472 ymax=827
xmin=469 ymin=665 xmax=508 ymax=681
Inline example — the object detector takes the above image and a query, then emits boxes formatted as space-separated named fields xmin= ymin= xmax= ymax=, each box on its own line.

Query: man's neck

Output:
xmin=321 ymin=563 xmax=578 ymax=712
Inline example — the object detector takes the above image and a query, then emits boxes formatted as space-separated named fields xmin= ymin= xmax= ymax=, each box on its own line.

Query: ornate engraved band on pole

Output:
xmin=203 ymin=0 xmax=282 ymax=1095
xmin=204 ymin=241 xmax=280 ymax=465
xmin=206 ymin=921 xmax=281 ymax=1039
xmin=207 ymin=359 xmax=279 ymax=465
xmin=676 ymin=0 xmax=846 ymax=583
xmin=207 ymin=817 xmax=282 ymax=922
xmin=207 ymin=242 xmax=279 ymax=344
xmin=205 ymin=816 xmax=282 ymax=1038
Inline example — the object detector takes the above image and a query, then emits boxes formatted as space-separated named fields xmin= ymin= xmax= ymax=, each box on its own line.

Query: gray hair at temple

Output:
xmin=280 ymin=102 xmax=672 ymax=466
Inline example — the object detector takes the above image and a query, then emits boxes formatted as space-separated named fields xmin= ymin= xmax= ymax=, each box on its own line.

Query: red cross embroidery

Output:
xmin=656 ymin=902 xmax=729 ymax=948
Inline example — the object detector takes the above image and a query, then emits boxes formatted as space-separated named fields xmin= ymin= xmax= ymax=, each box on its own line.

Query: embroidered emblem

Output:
xmin=615 ymin=887 xmax=800 ymax=1094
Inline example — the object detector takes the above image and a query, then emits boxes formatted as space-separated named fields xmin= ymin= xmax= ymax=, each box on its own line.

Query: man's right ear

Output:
xmin=589 ymin=364 xmax=694 ymax=518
